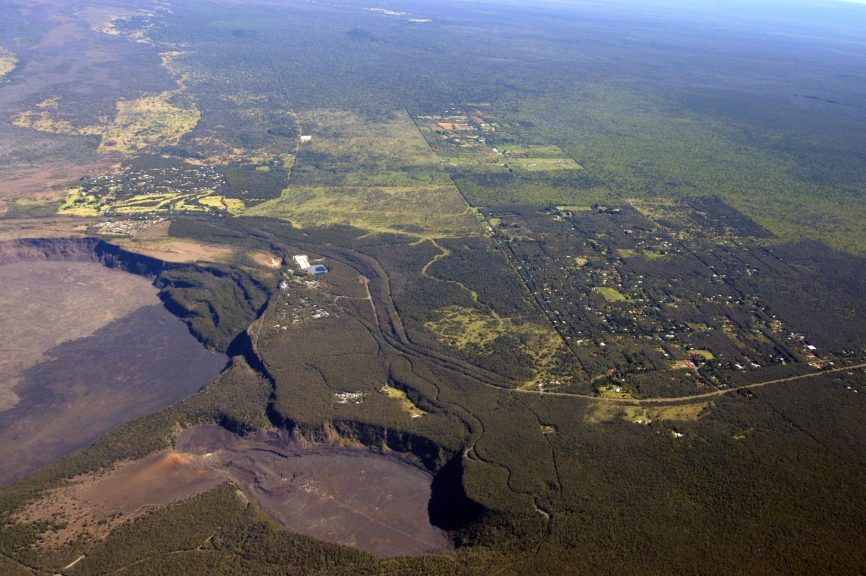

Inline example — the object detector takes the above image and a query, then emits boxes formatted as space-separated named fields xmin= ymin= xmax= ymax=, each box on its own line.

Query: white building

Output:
xmin=294 ymin=254 xmax=311 ymax=270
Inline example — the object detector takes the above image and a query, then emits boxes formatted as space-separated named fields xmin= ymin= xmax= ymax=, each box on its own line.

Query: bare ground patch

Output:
xmin=109 ymin=219 xmax=236 ymax=263
xmin=114 ymin=237 xmax=235 ymax=264
xmin=584 ymin=401 xmax=712 ymax=425
xmin=13 ymin=451 xmax=224 ymax=548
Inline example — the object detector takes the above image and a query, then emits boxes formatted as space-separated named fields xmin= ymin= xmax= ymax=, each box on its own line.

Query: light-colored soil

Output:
xmin=116 ymin=238 xmax=236 ymax=263
xmin=248 ymin=250 xmax=283 ymax=269
xmin=112 ymin=220 xmax=236 ymax=263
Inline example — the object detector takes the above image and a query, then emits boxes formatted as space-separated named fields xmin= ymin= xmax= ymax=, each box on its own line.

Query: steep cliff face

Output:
xmin=0 ymin=237 xmax=104 ymax=265
xmin=0 ymin=237 xmax=167 ymax=274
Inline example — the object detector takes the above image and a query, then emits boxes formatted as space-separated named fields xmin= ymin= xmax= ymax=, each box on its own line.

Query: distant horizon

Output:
xmin=460 ymin=0 xmax=866 ymax=11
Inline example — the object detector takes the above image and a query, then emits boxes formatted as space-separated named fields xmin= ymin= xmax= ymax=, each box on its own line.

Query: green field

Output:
xmin=595 ymin=286 xmax=631 ymax=302
xmin=246 ymin=110 xmax=478 ymax=237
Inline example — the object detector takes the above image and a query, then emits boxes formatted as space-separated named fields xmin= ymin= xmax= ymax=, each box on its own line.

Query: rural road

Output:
xmin=513 ymin=362 xmax=866 ymax=405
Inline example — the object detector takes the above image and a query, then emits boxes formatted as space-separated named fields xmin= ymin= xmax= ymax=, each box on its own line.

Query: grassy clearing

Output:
xmin=597 ymin=384 xmax=633 ymax=399
xmin=507 ymin=158 xmax=582 ymax=171
xmin=622 ymin=403 xmax=710 ymax=424
xmin=58 ymin=188 xmax=110 ymax=217
xmin=416 ymin=110 xmax=606 ymax=205
xmin=13 ymin=91 xmax=200 ymax=156
xmin=99 ymin=91 xmax=200 ymax=154
xmin=425 ymin=305 xmax=504 ymax=352
xmin=418 ymin=115 xmax=584 ymax=175
xmin=246 ymin=109 xmax=478 ymax=237
xmin=246 ymin=185 xmax=475 ymax=237
xmin=113 ymin=193 xmax=224 ymax=214
xmin=292 ymin=109 xmax=452 ymax=188
xmin=645 ymin=403 xmax=710 ymax=422
xmin=641 ymin=250 xmax=671 ymax=260
xmin=57 ymin=188 xmax=241 ymax=217
xmin=585 ymin=402 xmax=710 ymax=424
xmin=224 ymin=198 xmax=245 ymax=214
xmin=690 ymin=350 xmax=715 ymax=361
xmin=197 ymin=195 xmax=245 ymax=215
xmin=380 ymin=385 xmax=425 ymax=418
xmin=424 ymin=305 xmax=564 ymax=384
xmin=12 ymin=98 xmax=103 ymax=136
xmin=450 ymin=168 xmax=611 ymax=206
xmin=501 ymin=144 xmax=567 ymax=157
xmin=595 ymin=286 xmax=631 ymax=303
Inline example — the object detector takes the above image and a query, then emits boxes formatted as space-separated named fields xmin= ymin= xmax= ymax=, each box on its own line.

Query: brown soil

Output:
xmin=248 ymin=250 xmax=283 ymax=269
xmin=15 ymin=451 xmax=224 ymax=547
xmin=111 ymin=220 xmax=236 ymax=263
xmin=115 ymin=237 xmax=236 ymax=264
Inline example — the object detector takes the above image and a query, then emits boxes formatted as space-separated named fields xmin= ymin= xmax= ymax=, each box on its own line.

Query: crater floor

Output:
xmin=0 ymin=260 xmax=226 ymax=485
